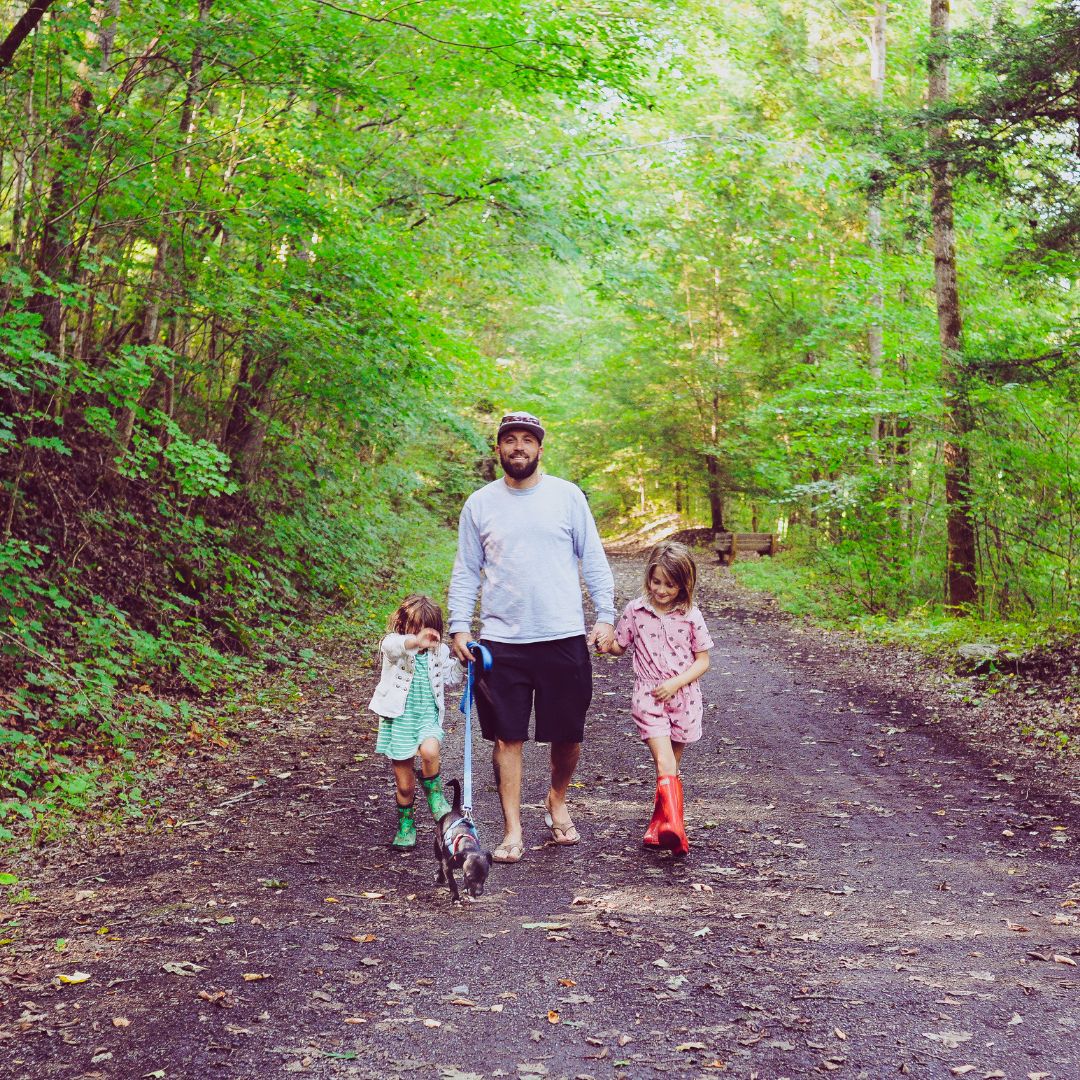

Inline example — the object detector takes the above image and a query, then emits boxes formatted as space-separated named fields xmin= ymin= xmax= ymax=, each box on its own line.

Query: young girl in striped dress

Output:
xmin=368 ymin=595 xmax=464 ymax=848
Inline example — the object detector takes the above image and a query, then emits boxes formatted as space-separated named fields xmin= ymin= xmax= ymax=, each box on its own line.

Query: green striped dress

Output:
xmin=375 ymin=652 xmax=445 ymax=761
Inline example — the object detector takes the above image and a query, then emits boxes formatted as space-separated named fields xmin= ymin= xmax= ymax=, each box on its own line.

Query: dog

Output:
xmin=433 ymin=778 xmax=492 ymax=902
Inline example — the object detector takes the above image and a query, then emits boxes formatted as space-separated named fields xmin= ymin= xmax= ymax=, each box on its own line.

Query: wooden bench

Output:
xmin=713 ymin=531 xmax=777 ymax=565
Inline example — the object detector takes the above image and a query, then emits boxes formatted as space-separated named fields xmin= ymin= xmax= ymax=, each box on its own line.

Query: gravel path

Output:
xmin=2 ymin=555 xmax=1077 ymax=1079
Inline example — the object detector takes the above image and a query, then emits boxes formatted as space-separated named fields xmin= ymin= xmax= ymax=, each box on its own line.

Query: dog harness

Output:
xmin=442 ymin=816 xmax=480 ymax=860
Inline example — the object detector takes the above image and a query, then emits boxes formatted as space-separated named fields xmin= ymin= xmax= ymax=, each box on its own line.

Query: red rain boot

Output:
xmin=656 ymin=775 xmax=689 ymax=857
xmin=643 ymin=782 xmax=664 ymax=847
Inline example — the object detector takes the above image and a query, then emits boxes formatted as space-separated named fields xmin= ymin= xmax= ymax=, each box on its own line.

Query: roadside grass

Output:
xmin=731 ymin=554 xmax=1079 ymax=656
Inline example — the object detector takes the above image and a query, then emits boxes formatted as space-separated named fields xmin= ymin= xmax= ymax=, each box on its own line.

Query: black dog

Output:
xmin=433 ymin=779 xmax=492 ymax=902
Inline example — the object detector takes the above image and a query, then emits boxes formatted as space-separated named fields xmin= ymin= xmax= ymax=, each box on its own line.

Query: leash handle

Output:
xmin=459 ymin=641 xmax=492 ymax=815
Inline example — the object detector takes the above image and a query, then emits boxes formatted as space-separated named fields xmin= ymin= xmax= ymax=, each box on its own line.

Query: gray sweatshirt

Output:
xmin=448 ymin=475 xmax=616 ymax=643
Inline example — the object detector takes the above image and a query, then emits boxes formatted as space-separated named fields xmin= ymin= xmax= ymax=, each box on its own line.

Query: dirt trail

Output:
xmin=2 ymin=556 xmax=1077 ymax=1080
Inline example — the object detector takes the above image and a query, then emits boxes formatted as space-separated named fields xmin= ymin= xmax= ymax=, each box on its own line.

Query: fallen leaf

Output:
xmin=351 ymin=934 xmax=376 ymax=943
xmin=343 ymin=1017 xmax=366 ymax=1024
xmin=676 ymin=1042 xmax=707 ymax=1051
xmin=162 ymin=961 xmax=204 ymax=977
xmin=834 ymin=1028 xmax=847 ymax=1040
xmin=1007 ymin=1013 xmax=1023 ymax=1026
xmin=693 ymin=927 xmax=712 ymax=938
xmin=490 ymin=1003 xmax=504 ymax=1013
xmin=521 ymin=922 xmax=568 ymax=931
xmin=923 ymin=1031 xmax=973 ymax=1049
xmin=112 ymin=1017 xmax=131 ymax=1027
xmin=451 ymin=997 xmax=476 ymax=1007
xmin=57 ymin=971 xmax=91 ymax=985
xmin=241 ymin=973 xmax=270 ymax=982
xmin=547 ymin=1010 xmax=560 ymax=1024
xmin=359 ymin=891 xmax=384 ymax=900
xmin=423 ymin=1018 xmax=441 ymax=1028
xmin=1053 ymin=954 xmax=1077 ymax=966
xmin=258 ymin=878 xmax=287 ymax=889
xmin=558 ymin=978 xmax=576 ymax=987
xmin=949 ymin=1068 xmax=976 ymax=1076
xmin=325 ymin=897 xmax=339 ymax=903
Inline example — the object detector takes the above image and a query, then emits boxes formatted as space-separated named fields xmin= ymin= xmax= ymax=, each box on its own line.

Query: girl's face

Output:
xmin=647 ymin=566 xmax=681 ymax=612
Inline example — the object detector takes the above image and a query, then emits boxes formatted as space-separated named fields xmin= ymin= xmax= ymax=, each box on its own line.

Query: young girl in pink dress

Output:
xmin=608 ymin=542 xmax=713 ymax=856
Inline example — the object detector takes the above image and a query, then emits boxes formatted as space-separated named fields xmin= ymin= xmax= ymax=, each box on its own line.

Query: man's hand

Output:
xmin=451 ymin=632 xmax=474 ymax=664
xmin=587 ymin=621 xmax=616 ymax=654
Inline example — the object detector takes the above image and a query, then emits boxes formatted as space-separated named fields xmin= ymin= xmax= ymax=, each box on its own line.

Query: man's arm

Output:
xmin=448 ymin=499 xmax=483 ymax=663
xmin=573 ymin=489 xmax=615 ymax=648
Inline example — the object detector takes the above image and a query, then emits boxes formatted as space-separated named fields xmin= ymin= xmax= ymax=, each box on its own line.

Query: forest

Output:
xmin=1 ymin=0 xmax=1078 ymax=840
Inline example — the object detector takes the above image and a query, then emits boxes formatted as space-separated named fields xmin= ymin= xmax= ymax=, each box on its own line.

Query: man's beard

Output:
xmin=500 ymin=451 xmax=539 ymax=480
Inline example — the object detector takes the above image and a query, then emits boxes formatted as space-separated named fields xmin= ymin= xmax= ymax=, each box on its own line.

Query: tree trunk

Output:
xmin=867 ymin=1 xmax=886 ymax=460
xmin=929 ymin=0 xmax=978 ymax=611
xmin=113 ymin=5 xmax=211 ymax=458
xmin=0 ymin=0 xmax=56 ymax=72
xmin=29 ymin=84 xmax=93 ymax=350
xmin=705 ymin=456 xmax=725 ymax=531
xmin=223 ymin=340 xmax=280 ymax=484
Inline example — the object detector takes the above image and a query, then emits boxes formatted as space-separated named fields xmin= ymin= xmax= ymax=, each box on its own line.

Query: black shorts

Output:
xmin=474 ymin=636 xmax=593 ymax=744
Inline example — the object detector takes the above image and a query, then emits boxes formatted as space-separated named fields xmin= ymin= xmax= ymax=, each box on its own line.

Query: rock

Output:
xmin=957 ymin=642 xmax=1001 ymax=674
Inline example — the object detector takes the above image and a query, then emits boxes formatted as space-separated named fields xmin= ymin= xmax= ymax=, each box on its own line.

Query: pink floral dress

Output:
xmin=614 ymin=597 xmax=714 ymax=743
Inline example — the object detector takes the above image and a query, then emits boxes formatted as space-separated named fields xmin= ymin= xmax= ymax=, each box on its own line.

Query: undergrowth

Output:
xmin=0 ymin=469 xmax=463 ymax=851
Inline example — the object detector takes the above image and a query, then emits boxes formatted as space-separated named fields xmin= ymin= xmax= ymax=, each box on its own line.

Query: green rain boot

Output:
xmin=391 ymin=801 xmax=417 ymax=849
xmin=420 ymin=772 xmax=452 ymax=820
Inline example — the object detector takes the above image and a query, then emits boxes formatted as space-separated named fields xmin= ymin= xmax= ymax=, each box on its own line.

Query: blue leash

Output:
xmin=459 ymin=641 xmax=492 ymax=817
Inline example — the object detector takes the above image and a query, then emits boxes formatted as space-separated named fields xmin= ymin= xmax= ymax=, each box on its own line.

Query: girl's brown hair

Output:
xmin=388 ymin=594 xmax=444 ymax=637
xmin=643 ymin=541 xmax=697 ymax=611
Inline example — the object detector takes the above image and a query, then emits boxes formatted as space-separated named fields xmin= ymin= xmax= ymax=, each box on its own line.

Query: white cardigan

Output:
xmin=367 ymin=634 xmax=464 ymax=723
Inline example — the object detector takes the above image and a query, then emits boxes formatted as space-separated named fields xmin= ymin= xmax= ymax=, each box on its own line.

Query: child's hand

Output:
xmin=650 ymin=679 xmax=681 ymax=703
xmin=415 ymin=627 xmax=442 ymax=650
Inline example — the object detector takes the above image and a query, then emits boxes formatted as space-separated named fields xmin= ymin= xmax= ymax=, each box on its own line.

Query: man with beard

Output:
xmin=449 ymin=411 xmax=615 ymax=864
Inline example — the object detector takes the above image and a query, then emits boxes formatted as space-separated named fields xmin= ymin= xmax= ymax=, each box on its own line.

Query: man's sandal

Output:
xmin=544 ymin=801 xmax=581 ymax=845
xmin=492 ymin=840 xmax=525 ymax=863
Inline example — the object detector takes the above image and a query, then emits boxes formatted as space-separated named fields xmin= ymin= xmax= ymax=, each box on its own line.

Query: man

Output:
xmin=449 ymin=411 xmax=616 ymax=863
